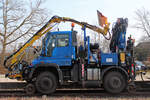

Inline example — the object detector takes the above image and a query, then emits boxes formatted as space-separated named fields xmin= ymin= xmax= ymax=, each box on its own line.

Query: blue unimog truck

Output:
xmin=4 ymin=16 xmax=135 ymax=94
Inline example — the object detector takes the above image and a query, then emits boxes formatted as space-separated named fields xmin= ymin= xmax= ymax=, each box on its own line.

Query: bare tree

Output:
xmin=139 ymin=35 xmax=150 ymax=42
xmin=135 ymin=8 xmax=150 ymax=38
xmin=0 ymin=0 xmax=49 ymax=64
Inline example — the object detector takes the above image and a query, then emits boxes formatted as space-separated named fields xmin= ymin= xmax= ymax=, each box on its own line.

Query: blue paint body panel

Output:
xmin=31 ymin=56 xmax=72 ymax=66
xmin=101 ymin=53 xmax=118 ymax=65
xmin=31 ymin=31 xmax=76 ymax=67
xmin=118 ymin=32 xmax=126 ymax=50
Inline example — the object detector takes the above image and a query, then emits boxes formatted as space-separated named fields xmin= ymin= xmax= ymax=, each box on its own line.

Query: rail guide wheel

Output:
xmin=127 ymin=83 xmax=136 ymax=93
xmin=25 ymin=83 xmax=36 ymax=95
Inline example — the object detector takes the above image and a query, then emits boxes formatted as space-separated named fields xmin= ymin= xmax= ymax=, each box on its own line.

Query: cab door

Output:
xmin=47 ymin=33 xmax=73 ymax=66
xmin=53 ymin=34 xmax=72 ymax=58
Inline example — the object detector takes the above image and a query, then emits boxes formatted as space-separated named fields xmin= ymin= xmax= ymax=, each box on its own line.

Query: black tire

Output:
xmin=35 ymin=71 xmax=57 ymax=94
xmin=25 ymin=83 xmax=36 ymax=95
xmin=103 ymin=71 xmax=127 ymax=94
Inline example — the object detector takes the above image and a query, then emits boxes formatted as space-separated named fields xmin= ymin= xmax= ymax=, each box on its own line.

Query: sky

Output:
xmin=44 ymin=0 xmax=150 ymax=44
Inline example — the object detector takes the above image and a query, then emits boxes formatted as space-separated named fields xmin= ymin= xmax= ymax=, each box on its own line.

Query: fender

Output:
xmin=101 ymin=66 xmax=129 ymax=80
xmin=28 ymin=63 xmax=63 ymax=84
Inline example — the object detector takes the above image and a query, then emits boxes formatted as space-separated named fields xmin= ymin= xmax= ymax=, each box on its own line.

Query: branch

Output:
xmin=6 ymin=13 xmax=32 ymax=38
xmin=142 ymin=20 xmax=150 ymax=37
xmin=144 ymin=16 xmax=150 ymax=34
xmin=0 ymin=37 xmax=3 ymax=43
xmin=0 ymin=32 xmax=4 ymax=36
xmin=135 ymin=8 xmax=150 ymax=37
xmin=7 ymin=16 xmax=24 ymax=24
xmin=6 ymin=3 xmax=43 ymax=38
xmin=5 ymin=26 xmax=33 ymax=45
xmin=2 ymin=0 xmax=49 ymax=46
xmin=135 ymin=26 xmax=144 ymax=29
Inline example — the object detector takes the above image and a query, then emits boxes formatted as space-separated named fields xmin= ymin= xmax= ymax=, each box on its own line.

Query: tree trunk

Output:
xmin=0 ymin=44 xmax=8 ymax=74
xmin=0 ymin=36 xmax=7 ymax=68
xmin=1 ymin=44 xmax=6 ymax=66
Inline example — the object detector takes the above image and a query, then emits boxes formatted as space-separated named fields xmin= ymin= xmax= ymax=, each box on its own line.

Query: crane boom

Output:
xmin=4 ymin=16 xmax=110 ymax=72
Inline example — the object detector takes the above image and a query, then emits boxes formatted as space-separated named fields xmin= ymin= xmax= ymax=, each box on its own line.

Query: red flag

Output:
xmin=97 ymin=10 xmax=108 ymax=27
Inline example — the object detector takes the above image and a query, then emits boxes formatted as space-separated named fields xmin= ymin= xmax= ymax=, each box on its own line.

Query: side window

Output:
xmin=56 ymin=34 xmax=69 ymax=47
xmin=47 ymin=35 xmax=56 ymax=48
xmin=47 ymin=35 xmax=56 ymax=56
xmin=46 ymin=34 xmax=69 ymax=56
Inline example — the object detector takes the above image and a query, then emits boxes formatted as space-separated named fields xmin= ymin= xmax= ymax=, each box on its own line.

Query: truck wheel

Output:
xmin=103 ymin=71 xmax=126 ymax=94
xmin=36 ymin=72 xmax=57 ymax=94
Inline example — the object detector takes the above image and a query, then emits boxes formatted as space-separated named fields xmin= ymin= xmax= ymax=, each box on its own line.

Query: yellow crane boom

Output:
xmin=4 ymin=16 xmax=110 ymax=72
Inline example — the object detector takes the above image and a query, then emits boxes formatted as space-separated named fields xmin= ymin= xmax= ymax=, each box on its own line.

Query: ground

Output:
xmin=0 ymin=96 xmax=150 ymax=100
xmin=0 ymin=73 xmax=149 ymax=99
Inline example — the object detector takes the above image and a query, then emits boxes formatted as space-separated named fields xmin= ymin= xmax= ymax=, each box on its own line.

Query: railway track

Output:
xmin=0 ymin=89 xmax=150 ymax=97
xmin=0 ymin=82 xmax=149 ymax=97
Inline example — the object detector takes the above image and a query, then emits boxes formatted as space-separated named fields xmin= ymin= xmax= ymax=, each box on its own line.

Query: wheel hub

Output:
xmin=110 ymin=77 xmax=121 ymax=88
xmin=40 ymin=77 xmax=52 ymax=90
xmin=25 ymin=83 xmax=36 ymax=95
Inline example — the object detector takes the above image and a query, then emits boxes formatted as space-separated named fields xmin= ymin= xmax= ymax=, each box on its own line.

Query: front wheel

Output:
xmin=35 ymin=71 xmax=57 ymax=94
xmin=103 ymin=71 xmax=127 ymax=94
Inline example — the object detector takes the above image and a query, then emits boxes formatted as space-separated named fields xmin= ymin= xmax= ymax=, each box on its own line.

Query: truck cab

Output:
xmin=27 ymin=31 xmax=80 ymax=94
xmin=32 ymin=31 xmax=77 ymax=67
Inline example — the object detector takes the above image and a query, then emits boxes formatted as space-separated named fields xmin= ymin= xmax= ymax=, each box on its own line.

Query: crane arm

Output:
xmin=4 ymin=16 xmax=110 ymax=71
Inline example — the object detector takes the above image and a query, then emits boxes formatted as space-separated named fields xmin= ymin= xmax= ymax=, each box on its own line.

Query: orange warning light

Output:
xmin=71 ymin=22 xmax=75 ymax=27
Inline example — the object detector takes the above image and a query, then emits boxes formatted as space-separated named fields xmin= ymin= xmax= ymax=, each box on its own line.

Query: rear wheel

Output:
xmin=103 ymin=71 xmax=127 ymax=94
xmin=36 ymin=71 xmax=57 ymax=94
